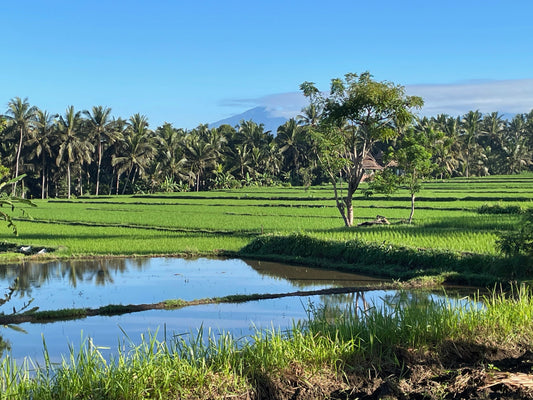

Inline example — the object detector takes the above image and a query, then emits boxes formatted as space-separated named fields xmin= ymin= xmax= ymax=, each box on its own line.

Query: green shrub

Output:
xmin=497 ymin=208 xmax=533 ymax=257
xmin=477 ymin=203 xmax=523 ymax=214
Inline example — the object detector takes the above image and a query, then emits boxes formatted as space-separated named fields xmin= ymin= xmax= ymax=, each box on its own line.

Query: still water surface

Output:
xmin=0 ymin=257 xmax=389 ymax=362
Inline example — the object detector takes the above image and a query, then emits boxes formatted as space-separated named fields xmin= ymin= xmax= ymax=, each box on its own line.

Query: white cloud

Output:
xmin=407 ymin=79 xmax=533 ymax=117
xmin=223 ymin=79 xmax=533 ymax=120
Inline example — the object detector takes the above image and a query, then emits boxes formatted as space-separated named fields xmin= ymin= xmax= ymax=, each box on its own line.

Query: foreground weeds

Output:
xmin=2 ymin=286 xmax=533 ymax=399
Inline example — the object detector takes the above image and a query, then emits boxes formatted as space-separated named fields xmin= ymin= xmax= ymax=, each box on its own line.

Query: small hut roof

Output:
xmin=362 ymin=154 xmax=384 ymax=170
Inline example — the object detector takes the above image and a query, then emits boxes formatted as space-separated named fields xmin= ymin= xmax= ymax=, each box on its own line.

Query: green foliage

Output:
xmin=365 ymin=168 xmax=401 ymax=197
xmin=497 ymin=208 xmax=533 ymax=257
xmin=477 ymin=202 xmax=524 ymax=214
xmin=367 ymin=128 xmax=435 ymax=222
xmin=300 ymin=72 xmax=424 ymax=226
xmin=0 ymin=174 xmax=36 ymax=235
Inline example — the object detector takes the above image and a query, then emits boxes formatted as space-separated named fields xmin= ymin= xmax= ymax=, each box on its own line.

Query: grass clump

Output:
xmin=163 ymin=299 xmax=187 ymax=308
xmin=477 ymin=202 xmax=524 ymax=214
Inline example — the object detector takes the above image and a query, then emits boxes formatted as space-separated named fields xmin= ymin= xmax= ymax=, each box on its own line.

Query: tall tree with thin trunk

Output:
xmin=460 ymin=110 xmax=483 ymax=178
xmin=28 ymin=109 xmax=57 ymax=199
xmin=56 ymin=106 xmax=94 ymax=199
xmin=112 ymin=114 xmax=155 ymax=194
xmin=183 ymin=133 xmax=217 ymax=191
xmin=4 ymin=97 xmax=37 ymax=196
xmin=83 ymin=106 xmax=118 ymax=196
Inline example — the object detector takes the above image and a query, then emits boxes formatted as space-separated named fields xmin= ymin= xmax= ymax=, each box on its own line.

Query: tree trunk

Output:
xmin=41 ymin=155 xmax=46 ymax=199
xmin=12 ymin=126 xmax=24 ymax=196
xmin=109 ymin=171 xmax=114 ymax=195
xmin=408 ymin=193 xmax=416 ymax=224
xmin=116 ymin=171 xmax=121 ymax=195
xmin=465 ymin=149 xmax=470 ymax=178
xmin=67 ymin=162 xmax=71 ymax=199
xmin=130 ymin=168 xmax=137 ymax=193
xmin=345 ymin=197 xmax=354 ymax=226
xmin=79 ymin=167 xmax=83 ymax=196
xmin=96 ymin=137 xmax=102 ymax=196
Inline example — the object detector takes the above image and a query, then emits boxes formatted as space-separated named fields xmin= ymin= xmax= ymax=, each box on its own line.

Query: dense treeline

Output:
xmin=0 ymin=96 xmax=532 ymax=198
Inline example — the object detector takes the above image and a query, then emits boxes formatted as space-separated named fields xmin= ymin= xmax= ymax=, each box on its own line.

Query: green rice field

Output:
xmin=1 ymin=174 xmax=532 ymax=259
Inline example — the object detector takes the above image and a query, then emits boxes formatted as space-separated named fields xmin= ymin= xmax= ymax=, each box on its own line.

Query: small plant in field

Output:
xmin=163 ymin=299 xmax=187 ymax=308
xmin=160 ymin=176 xmax=180 ymax=192
xmin=497 ymin=208 xmax=533 ymax=257
xmin=477 ymin=203 xmax=523 ymax=215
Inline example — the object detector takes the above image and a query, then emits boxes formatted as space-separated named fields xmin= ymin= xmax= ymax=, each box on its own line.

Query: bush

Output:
xmin=497 ymin=208 xmax=533 ymax=257
xmin=477 ymin=203 xmax=523 ymax=214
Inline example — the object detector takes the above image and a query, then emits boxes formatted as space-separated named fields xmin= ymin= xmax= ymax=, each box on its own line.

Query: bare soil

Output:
xmin=246 ymin=342 xmax=533 ymax=400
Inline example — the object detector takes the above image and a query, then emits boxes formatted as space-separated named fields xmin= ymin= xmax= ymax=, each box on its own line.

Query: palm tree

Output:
xmin=155 ymin=122 xmax=187 ymax=183
xmin=460 ymin=110 xmax=483 ymax=178
xmin=504 ymin=114 xmax=531 ymax=174
xmin=236 ymin=120 xmax=272 ymax=149
xmin=112 ymin=114 xmax=155 ymax=194
xmin=27 ymin=109 xmax=57 ymax=198
xmin=56 ymin=106 xmax=94 ymax=198
xmin=481 ymin=112 xmax=506 ymax=174
xmin=182 ymin=134 xmax=217 ymax=191
xmin=83 ymin=106 xmax=119 ymax=196
xmin=227 ymin=142 xmax=253 ymax=181
xmin=4 ymin=97 xmax=38 ymax=195
xmin=276 ymin=118 xmax=306 ymax=174
xmin=297 ymin=103 xmax=321 ymax=127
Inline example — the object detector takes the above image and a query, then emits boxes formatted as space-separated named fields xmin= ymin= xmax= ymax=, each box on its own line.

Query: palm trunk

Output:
xmin=122 ymin=167 xmax=134 ymax=195
xmin=96 ymin=138 xmax=102 ymax=196
xmin=12 ymin=126 xmax=24 ymax=196
xmin=41 ymin=155 xmax=46 ymax=199
xmin=109 ymin=171 xmax=114 ymax=195
xmin=116 ymin=171 xmax=121 ymax=195
xmin=80 ymin=167 xmax=83 ymax=196
xmin=67 ymin=161 xmax=71 ymax=199
xmin=130 ymin=168 xmax=137 ymax=193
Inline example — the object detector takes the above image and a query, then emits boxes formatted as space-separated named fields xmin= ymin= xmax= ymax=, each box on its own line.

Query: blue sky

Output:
xmin=2 ymin=0 xmax=533 ymax=128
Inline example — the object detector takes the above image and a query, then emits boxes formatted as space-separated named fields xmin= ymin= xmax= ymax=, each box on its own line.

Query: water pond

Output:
xmin=0 ymin=257 xmax=449 ymax=363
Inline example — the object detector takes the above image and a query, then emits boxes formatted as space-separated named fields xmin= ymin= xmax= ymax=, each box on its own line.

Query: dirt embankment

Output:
xmin=248 ymin=343 xmax=533 ymax=399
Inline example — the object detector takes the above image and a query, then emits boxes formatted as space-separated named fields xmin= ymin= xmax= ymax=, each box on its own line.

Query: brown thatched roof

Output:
xmin=362 ymin=154 xmax=383 ymax=170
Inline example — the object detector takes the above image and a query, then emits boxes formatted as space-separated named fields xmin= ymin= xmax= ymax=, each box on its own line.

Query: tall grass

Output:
xmin=2 ymin=286 xmax=532 ymax=399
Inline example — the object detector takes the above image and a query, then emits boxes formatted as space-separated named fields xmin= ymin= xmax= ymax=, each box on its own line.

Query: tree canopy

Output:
xmin=300 ymin=72 xmax=424 ymax=226
xmin=0 ymin=77 xmax=532 ymax=211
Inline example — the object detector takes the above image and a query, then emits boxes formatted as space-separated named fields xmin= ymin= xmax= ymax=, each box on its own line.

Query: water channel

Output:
xmin=0 ymin=257 xmax=449 ymax=363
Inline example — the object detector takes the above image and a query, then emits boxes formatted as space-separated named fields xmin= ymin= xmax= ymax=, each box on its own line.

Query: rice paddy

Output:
xmin=1 ymin=174 xmax=531 ymax=259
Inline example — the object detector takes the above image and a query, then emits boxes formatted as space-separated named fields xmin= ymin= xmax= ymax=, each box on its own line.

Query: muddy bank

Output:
xmin=248 ymin=343 xmax=533 ymax=399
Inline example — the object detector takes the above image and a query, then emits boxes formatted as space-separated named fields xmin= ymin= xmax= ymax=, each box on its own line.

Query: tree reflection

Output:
xmin=0 ymin=258 xmax=143 ymax=296
xmin=243 ymin=259 xmax=384 ymax=289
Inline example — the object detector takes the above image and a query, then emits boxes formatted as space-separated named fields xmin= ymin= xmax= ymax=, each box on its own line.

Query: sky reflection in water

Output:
xmin=0 ymin=257 xmax=387 ymax=362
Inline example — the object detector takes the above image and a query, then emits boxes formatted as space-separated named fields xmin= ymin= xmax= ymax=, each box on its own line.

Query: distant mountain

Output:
xmin=210 ymin=106 xmax=289 ymax=134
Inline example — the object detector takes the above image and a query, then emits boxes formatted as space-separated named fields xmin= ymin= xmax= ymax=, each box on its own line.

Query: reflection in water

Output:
xmin=0 ymin=258 xmax=145 ymax=296
xmin=0 ymin=257 xmax=472 ymax=362
xmin=244 ymin=259 xmax=383 ymax=289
